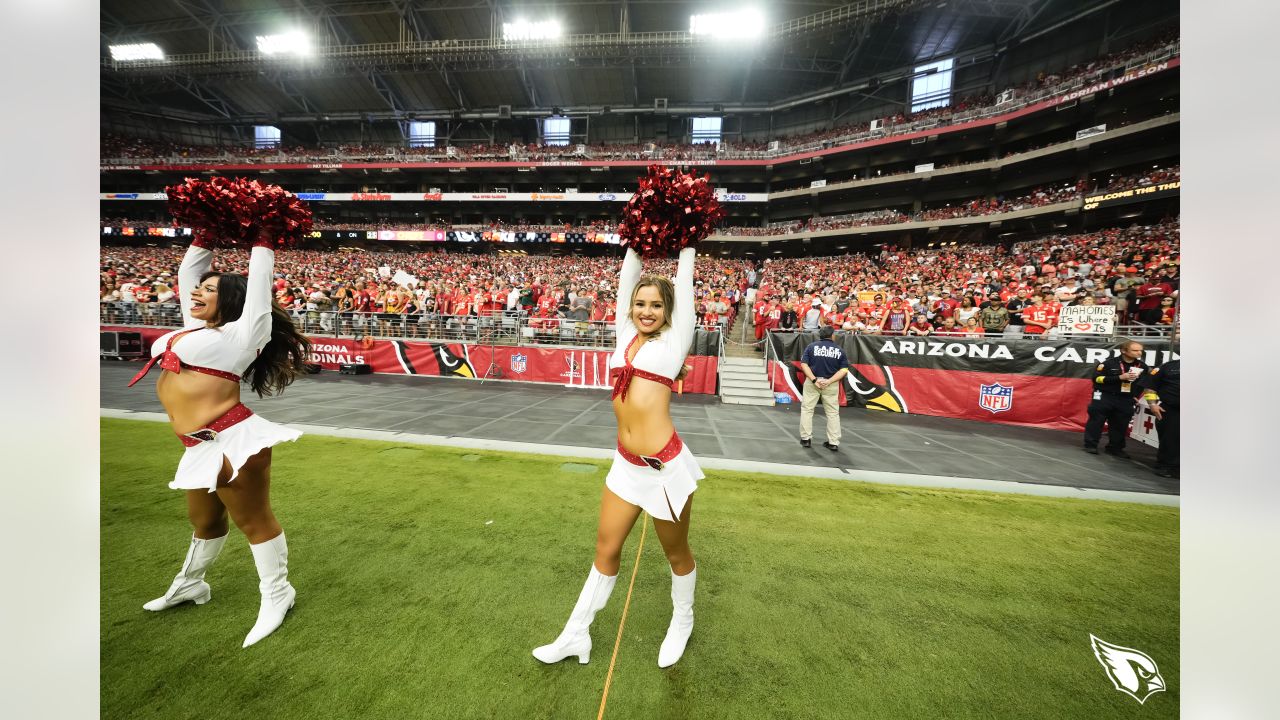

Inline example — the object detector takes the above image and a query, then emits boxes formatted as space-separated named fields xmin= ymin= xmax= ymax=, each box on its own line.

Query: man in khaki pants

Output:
xmin=799 ymin=326 xmax=851 ymax=452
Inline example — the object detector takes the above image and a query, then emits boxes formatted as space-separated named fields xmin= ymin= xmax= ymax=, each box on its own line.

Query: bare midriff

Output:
xmin=613 ymin=336 xmax=675 ymax=456
xmin=156 ymin=335 xmax=243 ymax=435
xmin=613 ymin=379 xmax=674 ymax=456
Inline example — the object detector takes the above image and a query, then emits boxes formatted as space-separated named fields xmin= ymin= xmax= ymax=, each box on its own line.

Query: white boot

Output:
xmin=143 ymin=533 xmax=228 ymax=611
xmin=532 ymin=565 xmax=617 ymax=664
xmin=657 ymin=566 xmax=696 ymax=668
xmin=242 ymin=533 xmax=296 ymax=648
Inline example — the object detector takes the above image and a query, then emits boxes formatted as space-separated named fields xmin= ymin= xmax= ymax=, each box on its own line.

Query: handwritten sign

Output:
xmin=1057 ymin=305 xmax=1115 ymax=334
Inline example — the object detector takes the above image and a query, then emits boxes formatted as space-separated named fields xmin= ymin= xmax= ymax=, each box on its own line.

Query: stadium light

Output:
xmin=109 ymin=43 xmax=165 ymax=62
xmin=689 ymin=9 xmax=765 ymax=39
xmin=503 ymin=20 xmax=562 ymax=42
xmin=256 ymin=31 xmax=312 ymax=56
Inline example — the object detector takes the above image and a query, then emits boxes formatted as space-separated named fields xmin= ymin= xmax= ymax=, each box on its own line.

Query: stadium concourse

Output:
xmin=99 ymin=0 xmax=1181 ymax=717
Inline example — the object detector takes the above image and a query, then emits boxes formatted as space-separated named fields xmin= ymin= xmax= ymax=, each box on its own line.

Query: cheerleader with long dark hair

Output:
xmin=129 ymin=180 xmax=312 ymax=648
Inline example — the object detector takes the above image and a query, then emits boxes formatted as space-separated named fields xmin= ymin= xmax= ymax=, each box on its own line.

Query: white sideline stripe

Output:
xmin=100 ymin=408 xmax=1178 ymax=507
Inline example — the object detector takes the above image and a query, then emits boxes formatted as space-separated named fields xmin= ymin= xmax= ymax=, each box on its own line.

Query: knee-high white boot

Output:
xmin=242 ymin=533 xmax=297 ymax=648
xmin=532 ymin=566 xmax=618 ymax=664
xmin=657 ymin=566 xmax=696 ymax=668
xmin=143 ymin=533 xmax=228 ymax=611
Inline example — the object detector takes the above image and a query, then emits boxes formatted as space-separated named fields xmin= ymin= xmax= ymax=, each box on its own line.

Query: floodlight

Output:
xmin=689 ymin=9 xmax=765 ymax=39
xmin=503 ymin=19 xmax=562 ymax=41
xmin=257 ymin=31 xmax=312 ymax=56
xmin=109 ymin=43 xmax=165 ymax=62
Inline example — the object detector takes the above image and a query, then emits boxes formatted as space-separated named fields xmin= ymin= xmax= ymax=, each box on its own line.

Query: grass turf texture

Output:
xmin=102 ymin=418 xmax=1178 ymax=719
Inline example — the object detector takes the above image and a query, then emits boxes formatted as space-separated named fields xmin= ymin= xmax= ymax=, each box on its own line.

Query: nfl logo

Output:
xmin=978 ymin=383 xmax=1013 ymax=414
xmin=510 ymin=353 xmax=527 ymax=374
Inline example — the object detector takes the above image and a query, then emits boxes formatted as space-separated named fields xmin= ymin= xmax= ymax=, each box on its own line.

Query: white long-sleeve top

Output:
xmin=609 ymin=246 xmax=696 ymax=382
xmin=148 ymin=244 xmax=276 ymax=378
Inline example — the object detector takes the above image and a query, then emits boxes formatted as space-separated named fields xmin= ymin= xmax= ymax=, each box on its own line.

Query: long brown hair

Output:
xmin=630 ymin=275 xmax=676 ymax=336
xmin=201 ymin=270 xmax=311 ymax=397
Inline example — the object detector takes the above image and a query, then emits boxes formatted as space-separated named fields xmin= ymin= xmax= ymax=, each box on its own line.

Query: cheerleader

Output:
xmin=129 ymin=226 xmax=310 ymax=648
xmin=532 ymin=245 xmax=704 ymax=668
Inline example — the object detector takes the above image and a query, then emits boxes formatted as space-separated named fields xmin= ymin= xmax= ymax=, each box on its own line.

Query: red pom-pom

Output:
xmin=617 ymin=165 xmax=725 ymax=259
xmin=166 ymin=176 xmax=312 ymax=250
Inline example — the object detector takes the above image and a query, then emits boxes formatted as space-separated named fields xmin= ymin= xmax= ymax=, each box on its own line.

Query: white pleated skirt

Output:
xmin=171 ymin=414 xmax=302 ymax=492
xmin=604 ymin=443 xmax=704 ymax=522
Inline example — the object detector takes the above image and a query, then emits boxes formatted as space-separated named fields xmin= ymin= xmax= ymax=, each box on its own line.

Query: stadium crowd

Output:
xmin=100 ymin=36 xmax=1177 ymax=166
xmin=101 ymin=216 xmax=1179 ymax=344
xmin=100 ymin=245 xmax=752 ymax=340
xmin=748 ymin=219 xmax=1179 ymax=339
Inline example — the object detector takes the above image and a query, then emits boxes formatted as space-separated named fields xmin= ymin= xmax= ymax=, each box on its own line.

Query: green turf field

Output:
xmin=101 ymin=418 xmax=1178 ymax=719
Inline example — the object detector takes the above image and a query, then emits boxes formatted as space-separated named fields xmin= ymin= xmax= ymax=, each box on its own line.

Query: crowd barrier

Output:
xmin=99 ymin=303 xmax=728 ymax=351
xmin=100 ymin=322 xmax=723 ymax=395
xmin=766 ymin=331 xmax=1176 ymax=432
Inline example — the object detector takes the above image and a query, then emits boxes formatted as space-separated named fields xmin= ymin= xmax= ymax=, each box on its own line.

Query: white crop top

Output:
xmin=148 ymin=244 xmax=276 ymax=378
xmin=608 ymin=246 xmax=696 ymax=384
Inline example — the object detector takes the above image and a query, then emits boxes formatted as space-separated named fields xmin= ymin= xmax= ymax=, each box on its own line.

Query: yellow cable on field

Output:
xmin=597 ymin=515 xmax=648 ymax=720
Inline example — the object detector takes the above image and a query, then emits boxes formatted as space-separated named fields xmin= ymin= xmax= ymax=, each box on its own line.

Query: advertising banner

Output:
xmin=768 ymin=332 xmax=1176 ymax=431
xmin=1075 ymin=124 xmax=1107 ymax=140
xmin=101 ymin=191 xmax=767 ymax=203
xmin=1082 ymin=181 xmax=1179 ymax=210
xmin=102 ymin=326 xmax=718 ymax=394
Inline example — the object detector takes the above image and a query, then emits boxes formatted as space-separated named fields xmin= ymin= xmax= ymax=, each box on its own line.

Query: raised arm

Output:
xmin=615 ymin=247 xmax=643 ymax=340
xmin=177 ymin=238 xmax=215 ymax=327
xmin=226 ymin=243 xmax=276 ymax=350
xmin=669 ymin=246 xmax=697 ymax=346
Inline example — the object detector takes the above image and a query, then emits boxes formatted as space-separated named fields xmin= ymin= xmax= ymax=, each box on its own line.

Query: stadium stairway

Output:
xmin=719 ymin=357 xmax=775 ymax=406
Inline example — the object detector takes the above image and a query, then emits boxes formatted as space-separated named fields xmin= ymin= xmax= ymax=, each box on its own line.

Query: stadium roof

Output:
xmin=101 ymin=0 xmax=1133 ymax=124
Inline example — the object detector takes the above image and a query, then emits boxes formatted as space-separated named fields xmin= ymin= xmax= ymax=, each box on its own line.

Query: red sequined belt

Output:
xmin=617 ymin=432 xmax=683 ymax=471
xmin=177 ymin=403 xmax=254 ymax=447
xmin=610 ymin=365 xmax=674 ymax=402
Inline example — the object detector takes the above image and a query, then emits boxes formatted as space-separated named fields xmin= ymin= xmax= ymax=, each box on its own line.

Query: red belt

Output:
xmin=177 ymin=403 xmax=254 ymax=447
xmin=617 ymin=432 xmax=683 ymax=471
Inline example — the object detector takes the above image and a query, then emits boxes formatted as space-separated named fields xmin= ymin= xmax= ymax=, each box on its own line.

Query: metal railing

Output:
xmin=758 ymin=323 xmax=1177 ymax=343
xmin=99 ymin=302 xmax=733 ymax=350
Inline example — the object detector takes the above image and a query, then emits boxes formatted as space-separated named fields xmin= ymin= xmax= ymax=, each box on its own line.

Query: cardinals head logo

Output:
xmin=1089 ymin=634 xmax=1166 ymax=704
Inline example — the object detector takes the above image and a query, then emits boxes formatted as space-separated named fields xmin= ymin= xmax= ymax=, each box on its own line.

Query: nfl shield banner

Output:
xmin=978 ymin=383 xmax=1013 ymax=413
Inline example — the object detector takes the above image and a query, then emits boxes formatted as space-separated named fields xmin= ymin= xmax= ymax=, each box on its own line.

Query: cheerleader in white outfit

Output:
xmin=533 ymin=245 xmax=704 ymax=668
xmin=129 ymin=229 xmax=310 ymax=648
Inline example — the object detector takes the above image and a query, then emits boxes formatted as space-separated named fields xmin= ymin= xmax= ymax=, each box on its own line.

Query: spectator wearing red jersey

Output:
xmin=1135 ymin=276 xmax=1173 ymax=325
xmin=1022 ymin=294 xmax=1052 ymax=336
xmin=960 ymin=317 xmax=985 ymax=337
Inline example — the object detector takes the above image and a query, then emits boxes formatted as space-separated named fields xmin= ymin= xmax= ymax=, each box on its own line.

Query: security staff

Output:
xmin=799 ymin=326 xmax=851 ymax=451
xmin=1141 ymin=358 xmax=1180 ymax=478
xmin=1083 ymin=339 xmax=1147 ymax=458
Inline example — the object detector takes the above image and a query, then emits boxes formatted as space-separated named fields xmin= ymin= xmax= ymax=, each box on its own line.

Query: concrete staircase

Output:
xmin=719 ymin=356 xmax=775 ymax=406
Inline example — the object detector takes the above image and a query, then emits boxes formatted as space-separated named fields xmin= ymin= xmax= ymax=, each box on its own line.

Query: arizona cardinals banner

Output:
xmin=768 ymin=332 xmax=1177 ymax=431
xmin=105 ymin=326 xmax=717 ymax=395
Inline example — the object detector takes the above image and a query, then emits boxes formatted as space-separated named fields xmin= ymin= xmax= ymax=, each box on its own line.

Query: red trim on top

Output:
xmin=127 ymin=328 xmax=242 ymax=387
xmin=610 ymin=334 xmax=674 ymax=402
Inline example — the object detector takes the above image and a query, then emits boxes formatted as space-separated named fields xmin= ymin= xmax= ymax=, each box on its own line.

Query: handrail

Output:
xmin=97 ymin=305 xmax=728 ymax=352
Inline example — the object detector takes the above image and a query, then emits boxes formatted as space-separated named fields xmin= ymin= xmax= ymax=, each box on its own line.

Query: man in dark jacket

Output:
xmin=1083 ymin=339 xmax=1147 ymax=458
xmin=1142 ymin=357 xmax=1180 ymax=478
